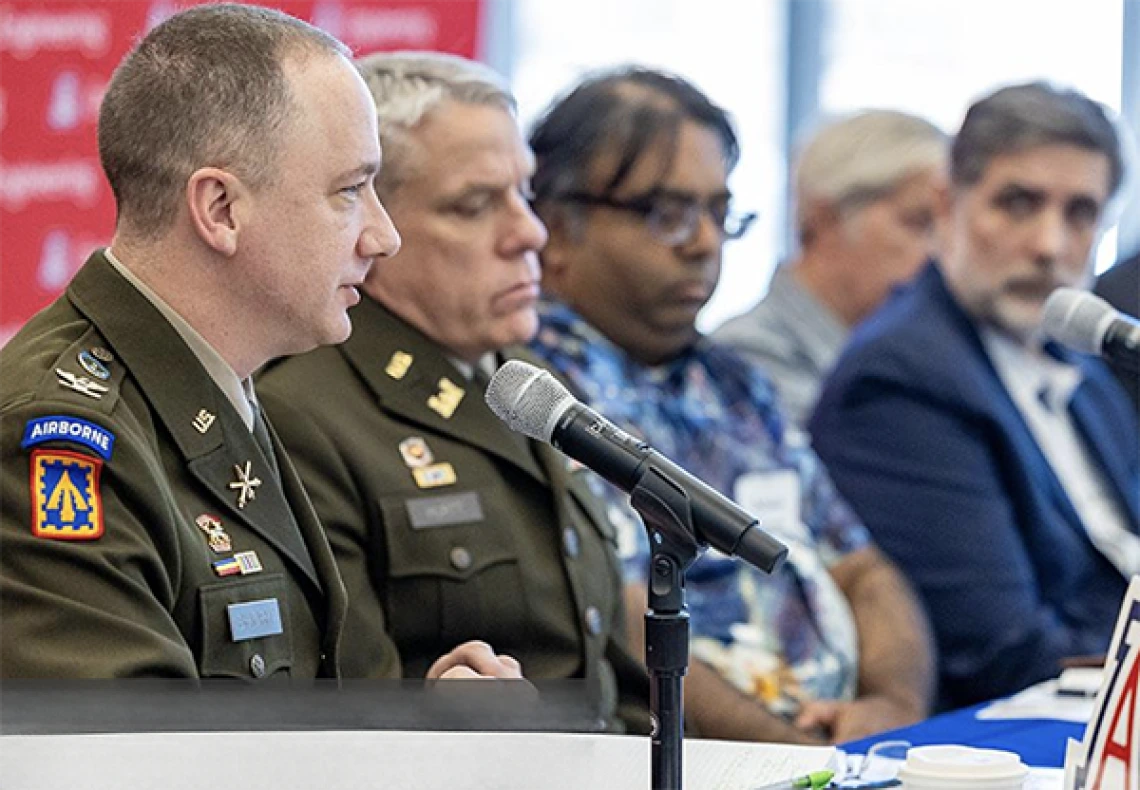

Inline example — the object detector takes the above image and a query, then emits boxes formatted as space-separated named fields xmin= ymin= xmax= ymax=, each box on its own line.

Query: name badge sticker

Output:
xmin=226 ymin=598 xmax=283 ymax=642
xmin=22 ymin=416 xmax=115 ymax=460
xmin=733 ymin=469 xmax=807 ymax=542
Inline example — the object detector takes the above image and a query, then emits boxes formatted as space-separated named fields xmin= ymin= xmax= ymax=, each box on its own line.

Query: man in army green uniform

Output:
xmin=0 ymin=5 xmax=516 ymax=683
xmin=258 ymin=53 xmax=650 ymax=729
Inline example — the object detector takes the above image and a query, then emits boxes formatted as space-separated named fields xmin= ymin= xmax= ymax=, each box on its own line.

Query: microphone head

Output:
xmin=486 ymin=360 xmax=576 ymax=442
xmin=1041 ymin=287 xmax=1115 ymax=355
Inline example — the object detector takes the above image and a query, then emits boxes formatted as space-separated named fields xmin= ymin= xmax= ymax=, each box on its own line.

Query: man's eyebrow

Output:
xmin=993 ymin=183 xmax=1045 ymax=199
xmin=337 ymin=161 xmax=381 ymax=182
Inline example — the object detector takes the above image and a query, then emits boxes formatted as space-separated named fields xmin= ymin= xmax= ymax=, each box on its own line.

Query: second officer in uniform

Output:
xmin=258 ymin=52 xmax=649 ymax=729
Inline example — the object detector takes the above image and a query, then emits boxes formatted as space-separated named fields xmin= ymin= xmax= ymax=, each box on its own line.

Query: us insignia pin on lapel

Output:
xmin=398 ymin=437 xmax=433 ymax=468
xmin=427 ymin=378 xmax=464 ymax=419
xmin=413 ymin=462 xmax=457 ymax=489
xmin=192 ymin=409 xmax=216 ymax=434
xmin=385 ymin=351 xmax=414 ymax=380
xmin=56 ymin=369 xmax=109 ymax=400
xmin=228 ymin=461 xmax=262 ymax=509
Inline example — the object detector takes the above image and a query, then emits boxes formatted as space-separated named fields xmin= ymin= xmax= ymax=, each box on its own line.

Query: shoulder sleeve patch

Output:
xmin=30 ymin=449 xmax=105 ymax=540
xmin=21 ymin=415 xmax=115 ymax=460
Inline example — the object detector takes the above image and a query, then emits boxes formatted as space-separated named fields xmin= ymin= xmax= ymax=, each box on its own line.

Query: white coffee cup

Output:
xmin=897 ymin=745 xmax=1029 ymax=789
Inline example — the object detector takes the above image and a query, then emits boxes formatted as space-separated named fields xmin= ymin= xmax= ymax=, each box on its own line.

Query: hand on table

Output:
xmin=427 ymin=640 xmax=524 ymax=680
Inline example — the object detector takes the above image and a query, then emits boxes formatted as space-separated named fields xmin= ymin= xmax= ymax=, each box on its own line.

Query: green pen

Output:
xmin=751 ymin=769 xmax=835 ymax=790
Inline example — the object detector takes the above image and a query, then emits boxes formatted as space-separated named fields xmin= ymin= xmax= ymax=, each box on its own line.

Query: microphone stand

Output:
xmin=630 ymin=466 xmax=703 ymax=790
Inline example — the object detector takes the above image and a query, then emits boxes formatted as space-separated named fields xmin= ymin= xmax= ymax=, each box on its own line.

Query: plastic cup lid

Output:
xmin=898 ymin=745 xmax=1030 ymax=780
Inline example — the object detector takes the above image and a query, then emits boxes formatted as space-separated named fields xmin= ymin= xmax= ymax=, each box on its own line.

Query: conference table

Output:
xmin=843 ymin=703 xmax=1086 ymax=768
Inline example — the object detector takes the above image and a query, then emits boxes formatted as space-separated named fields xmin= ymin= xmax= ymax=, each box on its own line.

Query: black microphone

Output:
xmin=485 ymin=360 xmax=787 ymax=573
xmin=1042 ymin=287 xmax=1140 ymax=374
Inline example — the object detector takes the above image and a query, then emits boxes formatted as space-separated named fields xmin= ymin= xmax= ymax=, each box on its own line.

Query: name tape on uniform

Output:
xmin=406 ymin=491 xmax=484 ymax=529
xmin=227 ymin=598 xmax=283 ymax=642
xmin=22 ymin=415 xmax=115 ymax=460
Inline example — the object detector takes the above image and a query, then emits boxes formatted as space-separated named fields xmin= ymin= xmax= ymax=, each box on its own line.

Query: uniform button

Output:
xmin=250 ymin=653 xmax=266 ymax=678
xmin=449 ymin=546 xmax=472 ymax=571
xmin=584 ymin=605 xmax=603 ymax=636
xmin=563 ymin=527 xmax=580 ymax=559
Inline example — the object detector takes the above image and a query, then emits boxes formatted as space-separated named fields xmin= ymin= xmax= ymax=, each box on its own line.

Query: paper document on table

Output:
xmin=977 ymin=678 xmax=1095 ymax=723
xmin=1 ymin=730 xmax=836 ymax=790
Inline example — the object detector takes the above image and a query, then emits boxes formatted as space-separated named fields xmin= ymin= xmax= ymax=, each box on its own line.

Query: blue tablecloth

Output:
xmin=842 ymin=704 xmax=1086 ymax=768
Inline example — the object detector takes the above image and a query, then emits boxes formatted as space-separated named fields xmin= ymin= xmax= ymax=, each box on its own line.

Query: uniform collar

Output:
xmin=103 ymin=247 xmax=256 ymax=431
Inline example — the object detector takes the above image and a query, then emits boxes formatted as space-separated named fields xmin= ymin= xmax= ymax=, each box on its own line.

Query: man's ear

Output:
xmin=186 ymin=167 xmax=249 ymax=256
xmin=798 ymin=197 xmax=842 ymax=247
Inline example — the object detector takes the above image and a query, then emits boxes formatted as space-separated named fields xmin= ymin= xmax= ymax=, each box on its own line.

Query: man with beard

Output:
xmin=811 ymin=82 xmax=1138 ymax=708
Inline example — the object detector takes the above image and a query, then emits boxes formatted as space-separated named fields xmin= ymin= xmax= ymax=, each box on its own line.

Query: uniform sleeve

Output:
xmin=810 ymin=379 xmax=1077 ymax=705
xmin=1 ymin=399 xmax=197 ymax=677
xmin=257 ymin=390 xmax=403 ymax=679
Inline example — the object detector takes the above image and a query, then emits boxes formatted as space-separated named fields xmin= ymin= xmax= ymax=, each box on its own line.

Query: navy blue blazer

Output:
xmin=810 ymin=262 xmax=1140 ymax=709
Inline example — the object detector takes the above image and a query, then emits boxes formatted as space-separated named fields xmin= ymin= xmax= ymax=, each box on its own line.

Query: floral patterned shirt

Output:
xmin=531 ymin=299 xmax=870 ymax=710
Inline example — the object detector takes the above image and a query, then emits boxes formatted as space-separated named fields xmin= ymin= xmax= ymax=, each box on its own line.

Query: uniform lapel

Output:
xmin=66 ymin=252 xmax=322 ymax=591
xmin=339 ymin=297 xmax=547 ymax=483
xmin=269 ymin=417 xmax=348 ymax=666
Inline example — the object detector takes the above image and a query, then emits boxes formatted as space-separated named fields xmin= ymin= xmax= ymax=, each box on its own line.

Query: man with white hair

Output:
xmin=258 ymin=52 xmax=649 ymax=731
xmin=717 ymin=110 xmax=946 ymax=426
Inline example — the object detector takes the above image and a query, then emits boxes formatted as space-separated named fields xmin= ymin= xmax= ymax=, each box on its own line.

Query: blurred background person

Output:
xmin=811 ymin=82 xmax=1137 ymax=709
xmin=716 ymin=110 xmax=947 ymax=427
xmin=529 ymin=66 xmax=933 ymax=743
xmin=258 ymin=52 xmax=649 ymax=731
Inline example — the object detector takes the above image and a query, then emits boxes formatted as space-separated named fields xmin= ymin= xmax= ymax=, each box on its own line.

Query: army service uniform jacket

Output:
xmin=257 ymin=297 xmax=649 ymax=728
xmin=0 ymin=252 xmax=348 ymax=678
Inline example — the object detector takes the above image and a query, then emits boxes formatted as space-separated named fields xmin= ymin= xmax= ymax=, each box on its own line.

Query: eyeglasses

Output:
xmin=562 ymin=189 xmax=757 ymax=247
xmin=832 ymin=740 xmax=910 ymax=789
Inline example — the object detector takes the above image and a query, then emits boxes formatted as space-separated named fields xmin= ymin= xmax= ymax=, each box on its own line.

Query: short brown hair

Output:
xmin=98 ymin=3 xmax=349 ymax=237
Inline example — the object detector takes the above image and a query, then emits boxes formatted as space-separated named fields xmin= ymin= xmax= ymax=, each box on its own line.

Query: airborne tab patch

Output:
xmin=31 ymin=449 xmax=104 ymax=540
xmin=22 ymin=415 xmax=115 ymax=460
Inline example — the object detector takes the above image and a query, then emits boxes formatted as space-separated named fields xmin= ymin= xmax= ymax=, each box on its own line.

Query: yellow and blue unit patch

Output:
xmin=31 ymin=449 xmax=104 ymax=540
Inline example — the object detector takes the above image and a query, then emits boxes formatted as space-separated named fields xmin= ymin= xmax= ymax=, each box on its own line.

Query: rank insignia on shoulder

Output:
xmin=55 ymin=368 xmax=110 ymax=400
xmin=22 ymin=415 xmax=115 ymax=460
xmin=31 ymin=449 xmax=104 ymax=540
xmin=427 ymin=378 xmax=464 ymax=419
xmin=385 ymin=351 xmax=414 ymax=380
xmin=398 ymin=436 xmax=434 ymax=468
xmin=413 ymin=462 xmax=457 ymax=489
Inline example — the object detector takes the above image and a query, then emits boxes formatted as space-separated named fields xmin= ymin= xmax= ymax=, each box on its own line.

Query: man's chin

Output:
xmin=990 ymin=297 xmax=1048 ymax=343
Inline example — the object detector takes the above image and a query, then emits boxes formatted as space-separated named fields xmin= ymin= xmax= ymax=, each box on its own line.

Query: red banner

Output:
xmin=0 ymin=0 xmax=483 ymax=345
